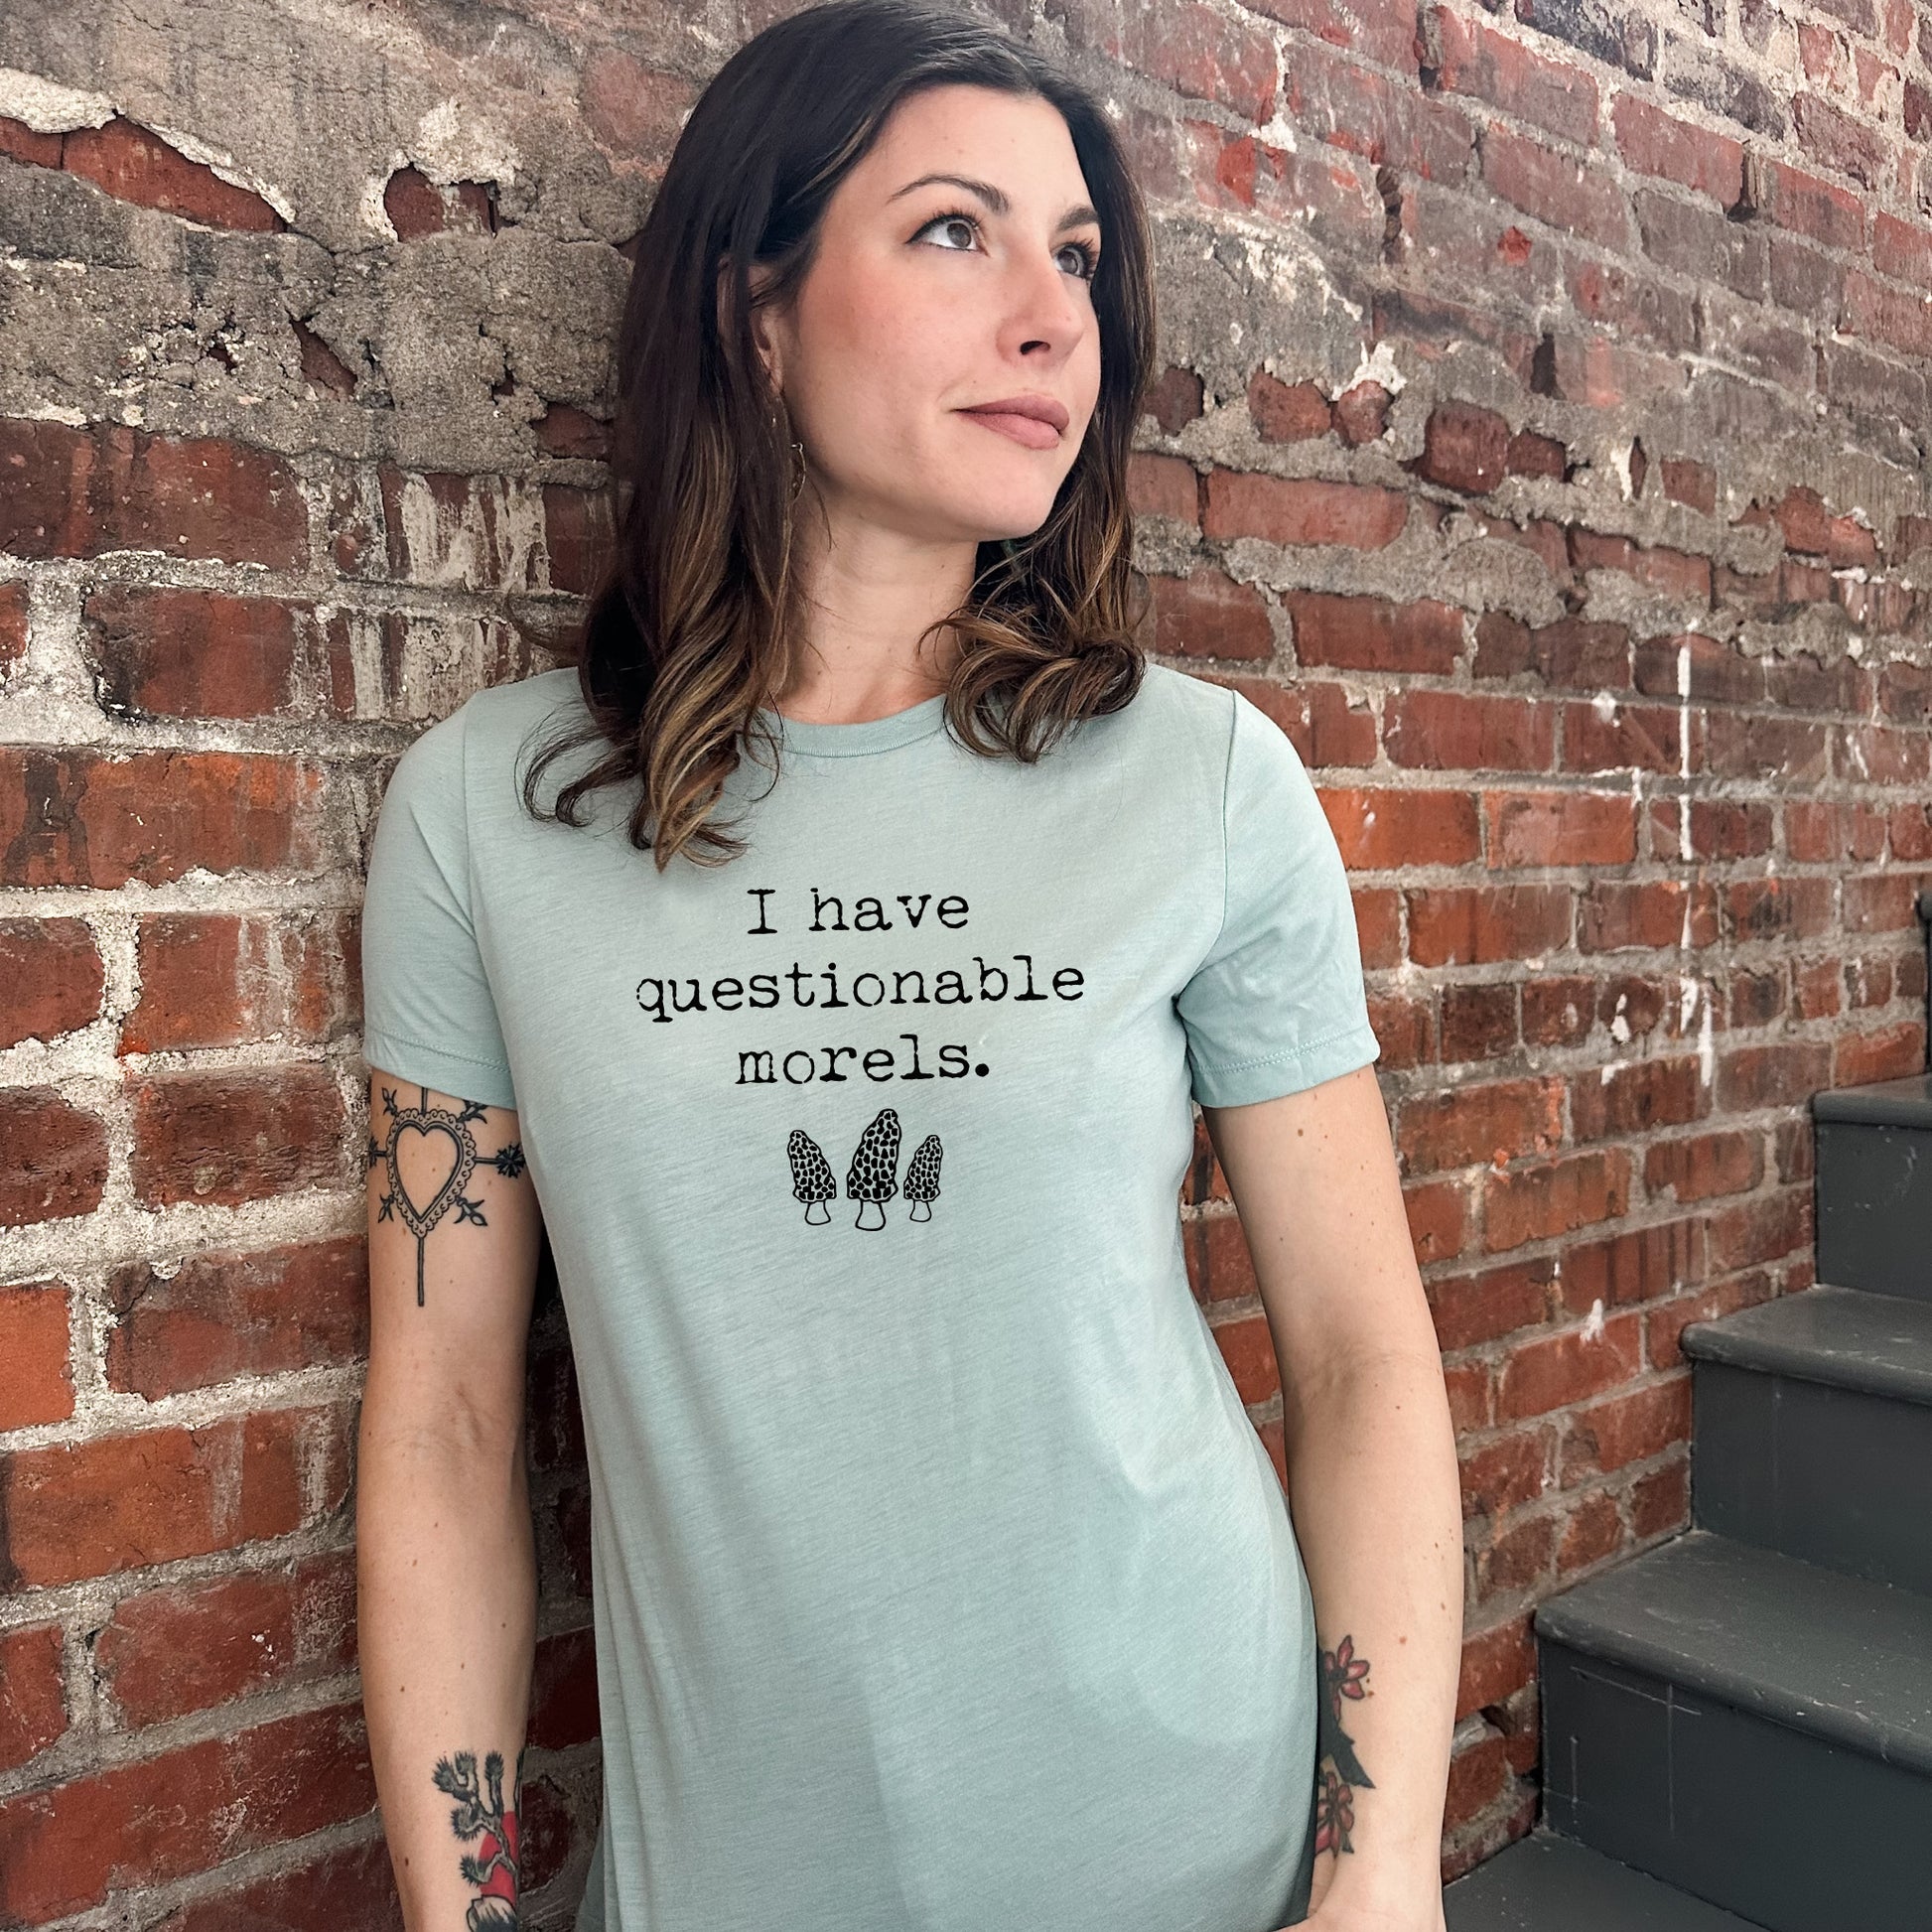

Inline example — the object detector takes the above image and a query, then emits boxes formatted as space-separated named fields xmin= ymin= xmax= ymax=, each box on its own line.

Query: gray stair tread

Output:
xmin=1534 ymin=1531 xmax=1932 ymax=1774
xmin=1811 ymin=1070 xmax=1932 ymax=1127
xmin=1445 ymin=1832 xmax=1764 ymax=1930
xmin=1681 ymin=1285 xmax=1932 ymax=1406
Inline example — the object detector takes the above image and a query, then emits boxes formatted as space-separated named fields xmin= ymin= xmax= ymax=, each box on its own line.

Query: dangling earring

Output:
xmin=788 ymin=437 xmax=806 ymax=501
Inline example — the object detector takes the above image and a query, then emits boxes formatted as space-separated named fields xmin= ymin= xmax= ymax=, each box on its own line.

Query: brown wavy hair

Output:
xmin=520 ymin=0 xmax=1158 ymax=870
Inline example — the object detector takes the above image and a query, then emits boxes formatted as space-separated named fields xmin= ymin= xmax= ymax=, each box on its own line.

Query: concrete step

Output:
xmin=1683 ymin=1286 xmax=1932 ymax=1592
xmin=1535 ymin=1529 xmax=1932 ymax=1932
xmin=1444 ymin=1830 xmax=1766 ymax=1930
xmin=1812 ymin=1072 xmax=1932 ymax=1303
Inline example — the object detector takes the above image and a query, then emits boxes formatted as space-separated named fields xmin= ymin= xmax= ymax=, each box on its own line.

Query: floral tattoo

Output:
xmin=1313 ymin=1633 xmax=1374 ymax=1857
xmin=433 ymin=1746 xmax=525 ymax=1929
xmin=368 ymin=1083 xmax=526 ymax=1306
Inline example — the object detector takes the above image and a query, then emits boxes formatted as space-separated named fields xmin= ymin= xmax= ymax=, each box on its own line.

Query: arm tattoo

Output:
xmin=368 ymin=1083 xmax=526 ymax=1307
xmin=1314 ymin=1633 xmax=1375 ymax=1858
xmin=433 ymin=1746 xmax=525 ymax=1928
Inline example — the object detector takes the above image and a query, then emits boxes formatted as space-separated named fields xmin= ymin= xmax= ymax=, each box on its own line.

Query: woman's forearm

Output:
xmin=357 ymin=1417 xmax=539 ymax=1931
xmin=1278 ymin=1343 xmax=1463 ymax=1913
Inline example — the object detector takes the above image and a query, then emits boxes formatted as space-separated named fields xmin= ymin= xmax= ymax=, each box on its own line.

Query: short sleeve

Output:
xmin=1175 ymin=690 xmax=1381 ymax=1108
xmin=359 ymin=705 xmax=518 ymax=1111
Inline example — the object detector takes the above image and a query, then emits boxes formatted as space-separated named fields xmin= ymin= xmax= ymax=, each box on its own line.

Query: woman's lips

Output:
xmin=958 ymin=408 xmax=1062 ymax=451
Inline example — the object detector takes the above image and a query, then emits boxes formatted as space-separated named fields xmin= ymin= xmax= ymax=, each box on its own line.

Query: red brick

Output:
xmin=1638 ymin=1128 xmax=1761 ymax=1197
xmin=1660 ymin=457 xmax=1717 ymax=512
xmin=1706 ymin=1185 xmax=1811 ymax=1274
xmin=1415 ymin=400 xmax=1510 ymax=493
xmin=79 ymin=587 xmax=302 ymax=720
xmin=1568 ymin=529 xmax=1710 ymax=600
xmin=1768 ymin=484 xmax=1879 ymax=565
xmin=0 ymin=1088 xmax=109 ymax=1228
xmin=1473 ymin=1510 xmax=1557 ymax=1600
xmin=0 ymin=1625 xmax=66 ymax=1773
xmin=1474 ymin=616 xmax=1631 ymax=689
xmin=104 ymin=1238 xmax=368 ymax=1400
xmin=1406 ymin=883 xmax=1572 ymax=964
xmin=1580 ymin=881 xmax=1719 ymax=956
xmin=1562 ymin=697 xmax=1698 ymax=777
xmin=1212 ymin=671 xmax=1380 ymax=768
xmin=0 ymin=115 xmax=64 ymax=168
xmin=1442 ymin=981 xmax=1521 ymax=1062
xmin=1247 ymin=370 xmax=1332 ymax=443
xmin=1561 ymin=1245 xmax=1678 ymax=1369
xmin=1333 ymin=380 xmax=1392 ymax=444
xmin=1459 ymin=1426 xmax=1554 ymax=1517
xmin=1759 ymin=160 xmax=1865 ymax=250
xmin=1837 ymin=1025 xmax=1924 ymax=1088
xmin=1457 ymin=1615 xmax=1534 ymax=1718
xmin=1628 ymin=1453 xmax=1690 ymax=1539
xmin=124 ymin=911 xmax=355 ymax=1053
xmin=1610 ymin=94 xmax=1744 ymax=205
xmin=1494 ymin=1309 xmax=1644 ymax=1416
xmin=1142 ymin=365 xmax=1205 ymax=433
xmin=0 ymin=1282 xmax=73 ymax=1429
xmin=1386 ymin=688 xmax=1556 ymax=770
xmin=1401 ymin=1077 xmax=1565 ymax=1174
xmin=1126 ymin=451 xmax=1198 ymax=524
xmin=0 ymin=420 xmax=307 ymax=567
xmin=1212 ymin=1310 xmax=1282 ymax=1403
xmin=1375 ymin=997 xmax=1437 ymax=1073
xmin=1482 ymin=127 xmax=1630 ymax=248
xmin=1203 ymin=470 xmax=1409 ymax=549
xmin=1484 ymin=1150 xmax=1635 ymax=1256
xmin=1405 ymin=1174 xmax=1473 ymax=1262
xmin=0 ymin=1702 xmax=374 ymax=1922
xmin=539 ymin=483 xmax=616 ymax=596
xmin=0 ymin=748 xmax=321 ymax=889
xmin=1250 ymin=0 xmax=1422 ymax=72
xmin=153 ymin=1837 xmax=402 ymax=1932
xmin=1433 ymin=10 xmax=1598 ymax=145
xmin=1506 ymin=428 xmax=1567 ymax=478
xmin=1571 ymin=1057 xmax=1705 ymax=1147
xmin=1522 ymin=975 xmax=1595 ymax=1048
xmin=63 ymin=118 xmax=285 ymax=230
xmin=1290 ymin=592 xmax=1463 ymax=672
xmin=1607 ymin=92 xmax=1746 ymax=205
xmin=1053 ymin=0 xmax=1280 ymax=122
xmin=95 ymin=1550 xmax=357 ymax=1725
xmin=1285 ymin=41 xmax=1476 ymax=181
xmin=0 ymin=918 xmax=103 ymax=1050
xmin=1725 ymin=874 xmax=1836 ymax=944
xmin=1485 ymin=788 xmax=1637 ymax=867
xmin=127 ymin=1067 xmax=346 ymax=1210
xmin=1324 ymin=787 xmax=1484 ymax=868
xmin=1561 ymin=1375 xmax=1691 ymax=1479
xmin=1791 ymin=91 xmax=1884 ymax=190
xmin=1705 ymin=710 xmax=1830 ymax=783
xmin=1556 ymin=1489 xmax=1624 ymax=1577
xmin=1150 ymin=569 xmax=1274 ymax=661
xmin=1717 ymin=1043 xmax=1839 ymax=1119
xmin=1352 ymin=887 xmax=1403 ymax=968
xmin=1428 ymin=1258 xmax=1558 ymax=1349
xmin=1444 ymin=1724 xmax=1510 ymax=1832
xmin=0 ymin=1406 xmax=350 ymax=1588
xmin=0 ymin=578 xmax=27 ymax=668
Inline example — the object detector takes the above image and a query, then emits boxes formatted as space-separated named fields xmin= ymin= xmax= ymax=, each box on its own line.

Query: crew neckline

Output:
xmin=753 ymin=691 xmax=950 ymax=757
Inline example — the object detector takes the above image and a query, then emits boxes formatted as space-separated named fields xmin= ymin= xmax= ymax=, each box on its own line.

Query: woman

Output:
xmin=356 ymin=4 xmax=1462 ymax=1930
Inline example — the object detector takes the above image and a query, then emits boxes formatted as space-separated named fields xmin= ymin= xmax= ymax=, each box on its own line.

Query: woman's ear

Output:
xmin=716 ymin=255 xmax=785 ymax=394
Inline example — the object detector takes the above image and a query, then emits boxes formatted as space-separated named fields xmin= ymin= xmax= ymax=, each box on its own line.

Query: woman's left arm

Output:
xmin=1202 ymin=1061 xmax=1463 ymax=1932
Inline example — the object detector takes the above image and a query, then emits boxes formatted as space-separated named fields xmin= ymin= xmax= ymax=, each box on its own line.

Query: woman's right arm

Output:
xmin=359 ymin=1066 xmax=545 ymax=1930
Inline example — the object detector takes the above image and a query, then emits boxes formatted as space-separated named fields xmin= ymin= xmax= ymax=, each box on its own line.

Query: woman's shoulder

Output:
xmin=1080 ymin=656 xmax=1239 ymax=774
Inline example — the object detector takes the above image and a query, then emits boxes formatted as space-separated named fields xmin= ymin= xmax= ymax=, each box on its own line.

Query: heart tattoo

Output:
xmin=368 ymin=1083 xmax=526 ymax=1306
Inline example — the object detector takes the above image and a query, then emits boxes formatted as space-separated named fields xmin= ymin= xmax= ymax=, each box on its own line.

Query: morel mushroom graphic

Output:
xmin=787 ymin=1128 xmax=836 ymax=1223
xmin=900 ymin=1134 xmax=943 ymax=1220
xmin=846 ymin=1107 xmax=901 ymax=1229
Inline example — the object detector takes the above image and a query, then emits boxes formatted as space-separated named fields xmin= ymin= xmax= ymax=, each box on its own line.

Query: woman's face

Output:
xmin=758 ymin=82 xmax=1105 ymax=547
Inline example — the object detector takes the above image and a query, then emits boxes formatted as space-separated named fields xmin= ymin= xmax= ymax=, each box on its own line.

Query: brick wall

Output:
xmin=0 ymin=0 xmax=1926 ymax=1919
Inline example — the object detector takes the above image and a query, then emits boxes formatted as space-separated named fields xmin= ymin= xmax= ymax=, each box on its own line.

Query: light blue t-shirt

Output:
xmin=358 ymin=658 xmax=1381 ymax=1932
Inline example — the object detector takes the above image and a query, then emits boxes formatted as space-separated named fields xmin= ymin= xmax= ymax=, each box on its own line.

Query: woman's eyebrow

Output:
xmin=888 ymin=171 xmax=1101 ymax=232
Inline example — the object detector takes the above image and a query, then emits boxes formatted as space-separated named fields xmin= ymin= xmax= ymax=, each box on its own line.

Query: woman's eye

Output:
xmin=914 ymin=213 xmax=1098 ymax=281
xmin=917 ymin=213 xmax=980 ymax=252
